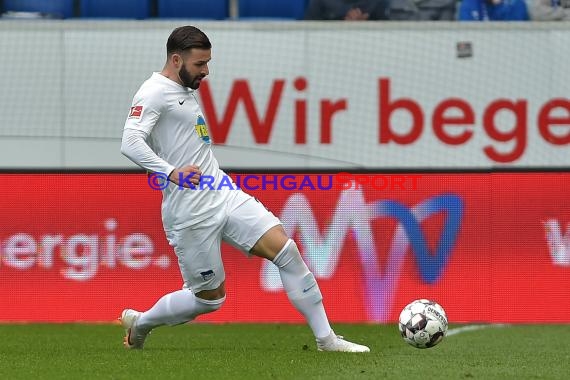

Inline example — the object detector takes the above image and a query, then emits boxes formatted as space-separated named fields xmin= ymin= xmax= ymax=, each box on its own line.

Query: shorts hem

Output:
xmin=243 ymin=215 xmax=282 ymax=253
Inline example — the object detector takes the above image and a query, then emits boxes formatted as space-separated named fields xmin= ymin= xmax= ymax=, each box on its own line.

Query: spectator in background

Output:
xmin=304 ymin=0 xmax=389 ymax=20
xmin=458 ymin=0 xmax=530 ymax=20
xmin=389 ymin=0 xmax=457 ymax=20
xmin=528 ymin=0 xmax=570 ymax=20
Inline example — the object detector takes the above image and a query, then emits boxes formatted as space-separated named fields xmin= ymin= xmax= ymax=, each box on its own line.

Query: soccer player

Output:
xmin=120 ymin=26 xmax=369 ymax=353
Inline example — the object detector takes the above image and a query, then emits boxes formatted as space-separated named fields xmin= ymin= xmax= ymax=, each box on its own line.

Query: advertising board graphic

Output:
xmin=0 ymin=173 xmax=568 ymax=323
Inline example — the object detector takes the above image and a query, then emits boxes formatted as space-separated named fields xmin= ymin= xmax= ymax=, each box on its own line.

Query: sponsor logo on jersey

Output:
xmin=194 ymin=115 xmax=211 ymax=144
xmin=128 ymin=105 xmax=143 ymax=119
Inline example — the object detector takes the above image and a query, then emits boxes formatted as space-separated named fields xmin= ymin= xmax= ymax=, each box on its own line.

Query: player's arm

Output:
xmin=121 ymin=89 xmax=200 ymax=187
xmin=121 ymin=130 xmax=201 ymax=187
xmin=121 ymin=128 xmax=175 ymax=177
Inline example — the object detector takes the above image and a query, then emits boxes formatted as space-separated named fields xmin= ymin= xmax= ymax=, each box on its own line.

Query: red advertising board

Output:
xmin=0 ymin=173 xmax=568 ymax=323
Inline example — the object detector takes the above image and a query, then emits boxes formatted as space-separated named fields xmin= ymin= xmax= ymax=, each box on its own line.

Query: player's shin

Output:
xmin=272 ymin=240 xmax=332 ymax=339
xmin=137 ymin=289 xmax=224 ymax=330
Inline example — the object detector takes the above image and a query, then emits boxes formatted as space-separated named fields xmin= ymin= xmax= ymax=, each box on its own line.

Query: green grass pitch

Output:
xmin=0 ymin=323 xmax=568 ymax=379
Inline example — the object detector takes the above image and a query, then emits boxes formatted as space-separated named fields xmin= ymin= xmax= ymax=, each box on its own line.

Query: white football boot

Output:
xmin=120 ymin=309 xmax=150 ymax=349
xmin=316 ymin=330 xmax=370 ymax=353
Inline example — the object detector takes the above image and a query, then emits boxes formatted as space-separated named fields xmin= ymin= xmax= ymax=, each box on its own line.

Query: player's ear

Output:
xmin=171 ymin=53 xmax=182 ymax=68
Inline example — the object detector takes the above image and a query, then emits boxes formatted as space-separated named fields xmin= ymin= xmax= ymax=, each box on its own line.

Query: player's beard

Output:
xmin=179 ymin=64 xmax=202 ymax=90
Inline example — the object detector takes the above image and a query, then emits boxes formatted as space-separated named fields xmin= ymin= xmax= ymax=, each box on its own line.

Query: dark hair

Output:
xmin=166 ymin=26 xmax=211 ymax=55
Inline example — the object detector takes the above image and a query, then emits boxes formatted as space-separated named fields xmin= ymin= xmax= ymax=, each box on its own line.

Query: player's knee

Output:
xmin=195 ymin=283 xmax=226 ymax=300
xmin=272 ymin=239 xmax=302 ymax=268
xmin=251 ymin=225 xmax=289 ymax=260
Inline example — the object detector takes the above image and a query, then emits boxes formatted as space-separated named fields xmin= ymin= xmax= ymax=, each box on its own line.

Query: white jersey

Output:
xmin=123 ymin=72 xmax=234 ymax=231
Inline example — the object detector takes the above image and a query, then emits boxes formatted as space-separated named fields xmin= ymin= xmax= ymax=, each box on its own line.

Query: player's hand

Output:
xmin=169 ymin=165 xmax=202 ymax=188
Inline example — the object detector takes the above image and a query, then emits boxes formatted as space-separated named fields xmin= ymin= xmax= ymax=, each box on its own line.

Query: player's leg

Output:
xmin=222 ymin=192 xmax=369 ymax=352
xmin=121 ymin=214 xmax=227 ymax=349
xmin=251 ymin=226 xmax=332 ymax=339
xmin=253 ymin=226 xmax=369 ymax=352
xmin=121 ymin=286 xmax=224 ymax=349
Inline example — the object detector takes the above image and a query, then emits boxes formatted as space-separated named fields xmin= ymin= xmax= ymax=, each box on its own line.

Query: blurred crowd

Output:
xmin=305 ymin=0 xmax=570 ymax=21
xmin=2 ymin=0 xmax=570 ymax=22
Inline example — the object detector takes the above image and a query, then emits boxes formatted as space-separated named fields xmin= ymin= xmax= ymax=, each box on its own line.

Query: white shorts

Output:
xmin=165 ymin=190 xmax=281 ymax=293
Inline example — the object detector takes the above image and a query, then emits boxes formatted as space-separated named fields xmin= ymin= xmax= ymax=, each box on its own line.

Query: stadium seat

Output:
xmin=3 ymin=0 xmax=75 ymax=19
xmin=158 ymin=0 xmax=228 ymax=20
xmin=80 ymin=0 xmax=151 ymax=19
xmin=238 ymin=0 xmax=307 ymax=19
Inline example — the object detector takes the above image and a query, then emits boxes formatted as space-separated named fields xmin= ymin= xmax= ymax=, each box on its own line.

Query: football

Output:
xmin=398 ymin=299 xmax=448 ymax=349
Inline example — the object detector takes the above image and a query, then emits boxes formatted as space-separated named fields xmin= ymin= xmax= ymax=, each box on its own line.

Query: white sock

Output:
xmin=136 ymin=289 xmax=224 ymax=331
xmin=272 ymin=239 xmax=332 ymax=339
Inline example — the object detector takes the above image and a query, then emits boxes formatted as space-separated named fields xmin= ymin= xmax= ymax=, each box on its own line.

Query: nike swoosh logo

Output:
xmin=179 ymin=99 xmax=185 ymax=105
xmin=302 ymin=283 xmax=316 ymax=293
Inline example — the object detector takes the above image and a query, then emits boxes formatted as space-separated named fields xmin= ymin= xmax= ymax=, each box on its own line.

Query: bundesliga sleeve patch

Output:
xmin=128 ymin=105 xmax=143 ymax=119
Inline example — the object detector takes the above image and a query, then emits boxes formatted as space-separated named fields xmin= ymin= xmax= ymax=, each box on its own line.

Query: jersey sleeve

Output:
xmin=123 ymin=86 xmax=164 ymax=135
xmin=121 ymin=85 xmax=175 ymax=176
xmin=121 ymin=128 xmax=176 ymax=176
